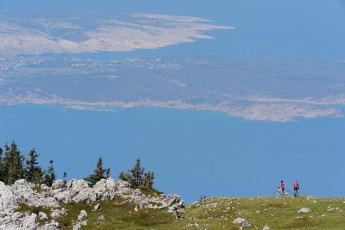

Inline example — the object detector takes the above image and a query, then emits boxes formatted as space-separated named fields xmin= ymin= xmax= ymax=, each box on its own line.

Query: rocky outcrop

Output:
xmin=0 ymin=178 xmax=184 ymax=229
xmin=0 ymin=181 xmax=15 ymax=211
xmin=0 ymin=180 xmax=58 ymax=213
xmin=0 ymin=212 xmax=60 ymax=230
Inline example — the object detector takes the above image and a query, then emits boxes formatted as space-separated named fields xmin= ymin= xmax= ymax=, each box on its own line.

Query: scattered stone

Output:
xmin=233 ymin=218 xmax=251 ymax=229
xmin=50 ymin=208 xmax=67 ymax=218
xmin=134 ymin=205 xmax=139 ymax=212
xmin=93 ymin=203 xmax=101 ymax=211
xmin=263 ymin=225 xmax=270 ymax=230
xmin=79 ymin=220 xmax=87 ymax=226
xmin=73 ymin=223 xmax=81 ymax=230
xmin=77 ymin=210 xmax=88 ymax=221
xmin=38 ymin=211 xmax=48 ymax=221
xmin=40 ymin=220 xmax=60 ymax=230
xmin=326 ymin=206 xmax=342 ymax=212
xmin=205 ymin=202 xmax=218 ymax=208
xmin=98 ymin=215 xmax=105 ymax=221
xmin=298 ymin=208 xmax=311 ymax=213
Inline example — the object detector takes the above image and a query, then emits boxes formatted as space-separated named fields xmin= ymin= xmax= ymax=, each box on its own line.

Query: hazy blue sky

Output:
xmin=1 ymin=0 xmax=345 ymax=202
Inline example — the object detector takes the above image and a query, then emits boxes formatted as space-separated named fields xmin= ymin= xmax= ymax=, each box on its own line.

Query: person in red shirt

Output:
xmin=293 ymin=180 xmax=300 ymax=197
xmin=280 ymin=180 xmax=285 ymax=197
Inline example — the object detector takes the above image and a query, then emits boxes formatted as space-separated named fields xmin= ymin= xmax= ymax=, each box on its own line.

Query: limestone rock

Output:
xmin=51 ymin=208 xmax=67 ymax=219
xmin=40 ymin=184 xmax=50 ymax=193
xmin=51 ymin=180 xmax=66 ymax=190
xmin=79 ymin=220 xmax=87 ymax=226
xmin=0 ymin=177 xmax=184 ymax=230
xmin=134 ymin=205 xmax=139 ymax=212
xmin=38 ymin=220 xmax=60 ymax=230
xmin=0 ymin=181 xmax=16 ymax=211
xmin=161 ymin=194 xmax=183 ymax=207
xmin=93 ymin=178 xmax=117 ymax=200
xmin=39 ymin=211 xmax=48 ymax=221
xmin=77 ymin=210 xmax=88 ymax=221
xmin=117 ymin=180 xmax=132 ymax=194
xmin=93 ymin=203 xmax=101 ymax=211
xmin=21 ymin=213 xmax=38 ymax=229
xmin=73 ymin=223 xmax=81 ymax=230
xmin=298 ymin=208 xmax=311 ymax=213
xmin=233 ymin=217 xmax=251 ymax=228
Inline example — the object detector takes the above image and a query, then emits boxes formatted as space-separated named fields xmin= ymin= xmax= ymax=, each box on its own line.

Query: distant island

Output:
xmin=1 ymin=56 xmax=345 ymax=122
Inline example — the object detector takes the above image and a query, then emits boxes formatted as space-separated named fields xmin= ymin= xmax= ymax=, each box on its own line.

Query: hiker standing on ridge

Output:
xmin=280 ymin=180 xmax=285 ymax=197
xmin=294 ymin=180 xmax=300 ymax=197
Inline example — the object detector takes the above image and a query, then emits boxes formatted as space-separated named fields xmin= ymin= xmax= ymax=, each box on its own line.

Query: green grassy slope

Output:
xmin=18 ymin=196 xmax=345 ymax=229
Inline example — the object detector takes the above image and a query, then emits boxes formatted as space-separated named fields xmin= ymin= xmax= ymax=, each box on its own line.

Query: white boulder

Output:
xmin=77 ymin=210 xmax=88 ymax=221
xmin=298 ymin=208 xmax=311 ymax=213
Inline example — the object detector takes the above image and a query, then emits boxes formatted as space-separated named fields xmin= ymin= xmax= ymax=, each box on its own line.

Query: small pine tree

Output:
xmin=119 ymin=158 xmax=155 ymax=190
xmin=25 ymin=148 xmax=43 ymax=184
xmin=43 ymin=160 xmax=56 ymax=186
xmin=84 ymin=157 xmax=110 ymax=187
xmin=63 ymin=171 xmax=67 ymax=184
xmin=118 ymin=159 xmax=144 ymax=188
xmin=131 ymin=158 xmax=144 ymax=187
xmin=4 ymin=143 xmax=9 ymax=151
xmin=142 ymin=171 xmax=154 ymax=189
xmin=3 ymin=141 xmax=25 ymax=184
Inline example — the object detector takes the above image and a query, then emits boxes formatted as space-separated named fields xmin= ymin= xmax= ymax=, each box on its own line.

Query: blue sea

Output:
xmin=1 ymin=104 xmax=345 ymax=203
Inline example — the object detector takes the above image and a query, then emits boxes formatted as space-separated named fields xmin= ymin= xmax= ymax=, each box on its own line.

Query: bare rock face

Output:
xmin=51 ymin=179 xmax=93 ymax=204
xmin=11 ymin=180 xmax=58 ymax=208
xmin=0 ymin=180 xmax=58 ymax=213
xmin=0 ymin=181 xmax=16 ymax=211
xmin=51 ymin=180 xmax=66 ymax=190
xmin=93 ymin=178 xmax=118 ymax=200
xmin=0 ymin=211 xmax=60 ymax=230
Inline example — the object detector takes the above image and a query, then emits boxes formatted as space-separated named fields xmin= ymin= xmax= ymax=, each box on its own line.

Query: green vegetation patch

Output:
xmin=83 ymin=198 xmax=175 ymax=230
xmin=15 ymin=203 xmax=52 ymax=226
